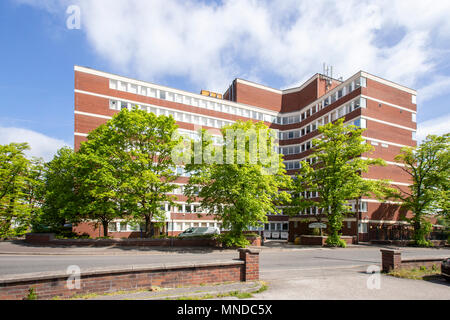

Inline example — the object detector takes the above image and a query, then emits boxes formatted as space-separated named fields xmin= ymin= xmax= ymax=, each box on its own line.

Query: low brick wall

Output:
xmin=25 ymin=233 xmax=261 ymax=247
xmin=24 ymin=233 xmax=55 ymax=244
xmin=0 ymin=248 xmax=260 ymax=300
xmin=300 ymin=235 xmax=355 ymax=246
xmin=380 ymin=249 xmax=447 ymax=272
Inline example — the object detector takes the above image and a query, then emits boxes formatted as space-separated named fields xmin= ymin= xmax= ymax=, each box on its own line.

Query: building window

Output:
xmin=109 ymin=100 xmax=118 ymax=110
xmin=359 ymin=222 xmax=368 ymax=233
xmin=355 ymin=77 xmax=366 ymax=88
xmin=129 ymin=84 xmax=137 ymax=94
xmin=360 ymin=201 xmax=368 ymax=212
xmin=412 ymin=95 xmax=417 ymax=104
xmin=108 ymin=223 xmax=117 ymax=232
xmin=109 ymin=79 xmax=118 ymax=90
xmin=412 ymin=131 xmax=417 ymax=141
xmin=360 ymin=97 xmax=367 ymax=108
xmin=360 ymin=77 xmax=367 ymax=87
xmin=412 ymin=113 xmax=416 ymax=123
xmin=330 ymin=94 xmax=336 ymax=104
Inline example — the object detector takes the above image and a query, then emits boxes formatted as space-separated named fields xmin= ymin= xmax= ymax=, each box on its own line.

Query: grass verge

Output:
xmin=388 ymin=265 xmax=441 ymax=280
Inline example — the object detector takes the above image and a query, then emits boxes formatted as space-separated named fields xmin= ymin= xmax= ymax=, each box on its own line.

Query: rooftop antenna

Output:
xmin=322 ymin=63 xmax=333 ymax=91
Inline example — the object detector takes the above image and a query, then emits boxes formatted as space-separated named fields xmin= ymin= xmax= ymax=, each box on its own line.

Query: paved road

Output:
xmin=251 ymin=265 xmax=450 ymax=300
xmin=1 ymin=242 xmax=449 ymax=300
xmin=0 ymin=243 xmax=448 ymax=276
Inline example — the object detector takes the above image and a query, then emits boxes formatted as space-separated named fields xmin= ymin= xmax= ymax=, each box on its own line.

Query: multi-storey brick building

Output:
xmin=73 ymin=65 xmax=417 ymax=241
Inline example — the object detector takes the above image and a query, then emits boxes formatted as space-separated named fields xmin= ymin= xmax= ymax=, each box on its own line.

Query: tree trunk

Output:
xmin=102 ymin=220 xmax=109 ymax=237
xmin=144 ymin=215 xmax=152 ymax=238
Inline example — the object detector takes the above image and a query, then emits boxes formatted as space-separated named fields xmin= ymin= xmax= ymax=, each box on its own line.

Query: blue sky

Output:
xmin=1 ymin=0 xmax=449 ymax=160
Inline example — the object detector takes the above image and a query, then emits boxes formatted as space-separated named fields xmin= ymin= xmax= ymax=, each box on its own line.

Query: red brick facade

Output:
xmin=73 ymin=66 xmax=417 ymax=242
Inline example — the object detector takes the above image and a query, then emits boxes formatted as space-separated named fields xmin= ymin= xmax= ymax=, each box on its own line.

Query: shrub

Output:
xmin=414 ymin=239 xmax=434 ymax=247
xmin=243 ymin=233 xmax=259 ymax=238
xmin=25 ymin=288 xmax=37 ymax=300
xmin=217 ymin=233 xmax=249 ymax=248
xmin=325 ymin=234 xmax=347 ymax=248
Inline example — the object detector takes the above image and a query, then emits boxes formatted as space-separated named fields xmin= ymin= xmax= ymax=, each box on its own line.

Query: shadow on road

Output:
xmin=423 ymin=275 xmax=450 ymax=287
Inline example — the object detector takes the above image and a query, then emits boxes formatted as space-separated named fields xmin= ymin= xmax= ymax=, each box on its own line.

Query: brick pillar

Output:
xmin=380 ymin=249 xmax=402 ymax=272
xmin=238 ymin=248 xmax=261 ymax=281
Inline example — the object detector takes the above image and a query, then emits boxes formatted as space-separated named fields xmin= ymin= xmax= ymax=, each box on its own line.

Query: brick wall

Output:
xmin=234 ymin=81 xmax=282 ymax=112
xmin=0 ymin=249 xmax=260 ymax=300
xmin=380 ymin=249 xmax=447 ymax=272
xmin=299 ymin=235 xmax=355 ymax=246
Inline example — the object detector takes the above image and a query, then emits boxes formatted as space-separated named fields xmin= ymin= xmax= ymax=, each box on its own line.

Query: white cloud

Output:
xmin=417 ymin=114 xmax=450 ymax=142
xmin=417 ymin=75 xmax=450 ymax=103
xmin=15 ymin=0 xmax=450 ymax=99
xmin=0 ymin=127 xmax=70 ymax=161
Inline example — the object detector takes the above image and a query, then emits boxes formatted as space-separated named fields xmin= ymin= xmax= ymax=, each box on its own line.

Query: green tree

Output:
xmin=22 ymin=157 xmax=46 ymax=230
xmin=288 ymin=118 xmax=391 ymax=247
xmin=75 ymin=107 xmax=181 ymax=237
xmin=184 ymin=120 xmax=291 ymax=247
xmin=0 ymin=143 xmax=30 ymax=238
xmin=102 ymin=107 xmax=181 ymax=237
xmin=38 ymin=147 xmax=81 ymax=232
xmin=75 ymin=126 xmax=125 ymax=237
xmin=393 ymin=133 xmax=450 ymax=246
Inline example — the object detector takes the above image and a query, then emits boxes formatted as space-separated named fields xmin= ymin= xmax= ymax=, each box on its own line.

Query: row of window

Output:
xmin=281 ymin=116 xmax=369 ymax=159
xmin=295 ymin=201 xmax=369 ymax=216
xmin=276 ymin=77 xmax=367 ymax=125
xmin=264 ymin=222 xmax=289 ymax=231
xmin=109 ymin=79 xmax=277 ymax=123
xmin=167 ymin=221 xmax=222 ymax=232
xmin=284 ymin=156 xmax=318 ymax=170
xmin=281 ymin=140 xmax=313 ymax=156
xmin=108 ymin=221 xmax=223 ymax=232
xmin=279 ymin=98 xmax=366 ymax=140
xmin=110 ymin=99 xmax=235 ymax=130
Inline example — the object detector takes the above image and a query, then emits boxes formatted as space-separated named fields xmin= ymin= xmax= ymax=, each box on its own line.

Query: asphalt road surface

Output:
xmin=0 ymin=244 xmax=448 ymax=277
xmin=1 ymin=243 xmax=449 ymax=300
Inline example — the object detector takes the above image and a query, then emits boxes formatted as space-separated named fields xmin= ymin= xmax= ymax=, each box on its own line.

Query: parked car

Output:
xmin=442 ymin=258 xmax=450 ymax=282
xmin=178 ymin=227 xmax=220 ymax=238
